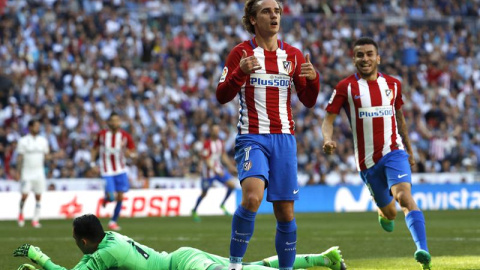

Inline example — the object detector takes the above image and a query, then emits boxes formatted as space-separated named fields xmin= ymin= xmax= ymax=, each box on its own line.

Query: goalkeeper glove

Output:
xmin=16 ymin=264 xmax=37 ymax=270
xmin=13 ymin=244 xmax=50 ymax=267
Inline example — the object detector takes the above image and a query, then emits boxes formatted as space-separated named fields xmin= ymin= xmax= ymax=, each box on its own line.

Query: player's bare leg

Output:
xmin=378 ymin=199 xmax=396 ymax=232
xmin=391 ymin=183 xmax=431 ymax=269
xmin=31 ymin=194 xmax=42 ymax=228
xmin=108 ymin=192 xmax=123 ymax=231
xmin=18 ymin=193 xmax=28 ymax=227
xmin=220 ymin=180 xmax=236 ymax=215
xmin=192 ymin=190 xmax=207 ymax=222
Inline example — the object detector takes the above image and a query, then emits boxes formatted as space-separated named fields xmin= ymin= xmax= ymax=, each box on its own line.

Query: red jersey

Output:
xmin=94 ymin=129 xmax=135 ymax=176
xmin=201 ymin=138 xmax=225 ymax=179
xmin=325 ymin=73 xmax=404 ymax=171
xmin=216 ymin=39 xmax=320 ymax=134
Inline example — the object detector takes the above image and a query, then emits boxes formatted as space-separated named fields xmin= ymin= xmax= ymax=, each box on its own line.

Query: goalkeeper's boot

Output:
xmin=378 ymin=215 xmax=394 ymax=232
xmin=108 ymin=221 xmax=121 ymax=231
xmin=414 ymin=249 xmax=432 ymax=270
xmin=31 ymin=220 xmax=42 ymax=228
xmin=220 ymin=204 xmax=231 ymax=216
xmin=18 ymin=213 xmax=25 ymax=227
xmin=321 ymin=246 xmax=347 ymax=270
xmin=192 ymin=210 xmax=201 ymax=222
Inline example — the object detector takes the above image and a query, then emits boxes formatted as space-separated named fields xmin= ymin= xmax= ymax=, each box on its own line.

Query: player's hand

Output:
xmin=239 ymin=50 xmax=262 ymax=74
xmin=299 ymin=53 xmax=317 ymax=80
xmin=323 ymin=140 xmax=337 ymax=155
xmin=13 ymin=244 xmax=50 ymax=267
xmin=16 ymin=263 xmax=37 ymax=270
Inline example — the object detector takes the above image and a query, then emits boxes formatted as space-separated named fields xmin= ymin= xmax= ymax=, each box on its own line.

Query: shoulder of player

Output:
xmin=380 ymin=73 xmax=402 ymax=85
xmin=281 ymin=41 xmax=302 ymax=55
xmin=336 ymin=75 xmax=357 ymax=91
xmin=280 ymin=41 xmax=296 ymax=51
xmin=119 ymin=129 xmax=131 ymax=135
xmin=231 ymin=41 xmax=252 ymax=54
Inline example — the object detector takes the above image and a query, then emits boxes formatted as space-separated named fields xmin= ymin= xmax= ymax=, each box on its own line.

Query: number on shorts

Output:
xmin=244 ymin=146 xmax=252 ymax=161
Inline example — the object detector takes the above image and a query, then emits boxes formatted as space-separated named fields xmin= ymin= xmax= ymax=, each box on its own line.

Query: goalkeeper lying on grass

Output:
xmin=13 ymin=214 xmax=347 ymax=270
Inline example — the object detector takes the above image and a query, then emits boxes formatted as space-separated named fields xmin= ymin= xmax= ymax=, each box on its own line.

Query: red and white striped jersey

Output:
xmin=325 ymin=73 xmax=404 ymax=171
xmin=201 ymin=139 xmax=225 ymax=179
xmin=216 ymin=39 xmax=320 ymax=134
xmin=94 ymin=129 xmax=135 ymax=176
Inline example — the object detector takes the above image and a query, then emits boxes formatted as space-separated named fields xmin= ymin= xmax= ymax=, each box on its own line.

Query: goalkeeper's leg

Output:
xmin=32 ymin=194 xmax=42 ymax=228
xmin=258 ymin=247 xmax=346 ymax=270
xmin=17 ymin=263 xmax=37 ymax=270
xmin=206 ymin=263 xmax=275 ymax=270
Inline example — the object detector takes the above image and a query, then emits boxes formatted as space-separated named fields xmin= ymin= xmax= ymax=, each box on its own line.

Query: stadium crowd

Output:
xmin=0 ymin=0 xmax=479 ymax=185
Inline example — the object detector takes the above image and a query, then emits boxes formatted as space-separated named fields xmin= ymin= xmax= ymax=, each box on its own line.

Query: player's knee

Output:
xmin=394 ymin=190 xmax=412 ymax=206
xmin=242 ymin=195 xmax=262 ymax=211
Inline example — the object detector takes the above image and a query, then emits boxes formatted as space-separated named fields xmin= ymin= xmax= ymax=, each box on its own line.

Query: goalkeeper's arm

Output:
xmin=13 ymin=244 xmax=108 ymax=270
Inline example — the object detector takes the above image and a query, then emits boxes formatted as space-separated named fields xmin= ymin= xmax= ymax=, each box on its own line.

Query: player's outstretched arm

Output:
xmin=13 ymin=244 xmax=107 ymax=270
xmin=13 ymin=244 xmax=51 ymax=268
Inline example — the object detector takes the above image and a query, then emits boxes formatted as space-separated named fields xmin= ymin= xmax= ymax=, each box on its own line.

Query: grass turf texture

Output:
xmin=1 ymin=210 xmax=479 ymax=269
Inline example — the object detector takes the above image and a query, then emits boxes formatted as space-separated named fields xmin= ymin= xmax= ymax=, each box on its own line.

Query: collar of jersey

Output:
xmin=249 ymin=38 xmax=284 ymax=50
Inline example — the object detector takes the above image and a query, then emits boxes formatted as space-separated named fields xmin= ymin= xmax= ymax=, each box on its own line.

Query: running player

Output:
xmin=322 ymin=37 xmax=431 ymax=270
xmin=191 ymin=124 xmax=237 ymax=222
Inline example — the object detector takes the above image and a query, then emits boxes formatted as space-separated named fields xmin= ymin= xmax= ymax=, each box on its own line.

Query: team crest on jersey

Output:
xmin=385 ymin=89 xmax=393 ymax=101
xmin=283 ymin=61 xmax=292 ymax=74
xmin=243 ymin=160 xmax=252 ymax=171
xmin=219 ymin=66 xmax=228 ymax=83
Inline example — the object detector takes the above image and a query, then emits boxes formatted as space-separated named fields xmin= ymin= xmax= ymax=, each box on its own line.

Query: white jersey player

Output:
xmin=16 ymin=119 xmax=50 ymax=228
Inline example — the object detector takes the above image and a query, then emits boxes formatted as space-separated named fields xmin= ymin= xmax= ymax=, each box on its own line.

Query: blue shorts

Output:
xmin=234 ymin=134 xmax=298 ymax=202
xmin=201 ymin=170 xmax=233 ymax=191
xmin=360 ymin=150 xmax=412 ymax=208
xmin=103 ymin=172 xmax=129 ymax=193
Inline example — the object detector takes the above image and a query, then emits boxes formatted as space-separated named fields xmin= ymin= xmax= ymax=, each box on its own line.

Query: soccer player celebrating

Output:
xmin=13 ymin=214 xmax=346 ymax=270
xmin=216 ymin=1 xmax=320 ymax=270
xmin=91 ymin=113 xmax=136 ymax=231
xmin=191 ymin=124 xmax=238 ymax=222
xmin=322 ymin=37 xmax=431 ymax=270
xmin=16 ymin=119 xmax=50 ymax=228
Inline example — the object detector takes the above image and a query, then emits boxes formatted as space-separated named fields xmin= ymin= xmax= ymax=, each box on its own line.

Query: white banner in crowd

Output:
xmin=0 ymin=188 xmax=236 ymax=221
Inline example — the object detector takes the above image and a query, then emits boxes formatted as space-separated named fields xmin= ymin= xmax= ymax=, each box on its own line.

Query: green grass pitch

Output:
xmin=1 ymin=210 xmax=479 ymax=269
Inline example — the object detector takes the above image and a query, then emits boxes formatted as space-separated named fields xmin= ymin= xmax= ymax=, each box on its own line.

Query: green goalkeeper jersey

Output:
xmin=43 ymin=231 xmax=171 ymax=270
